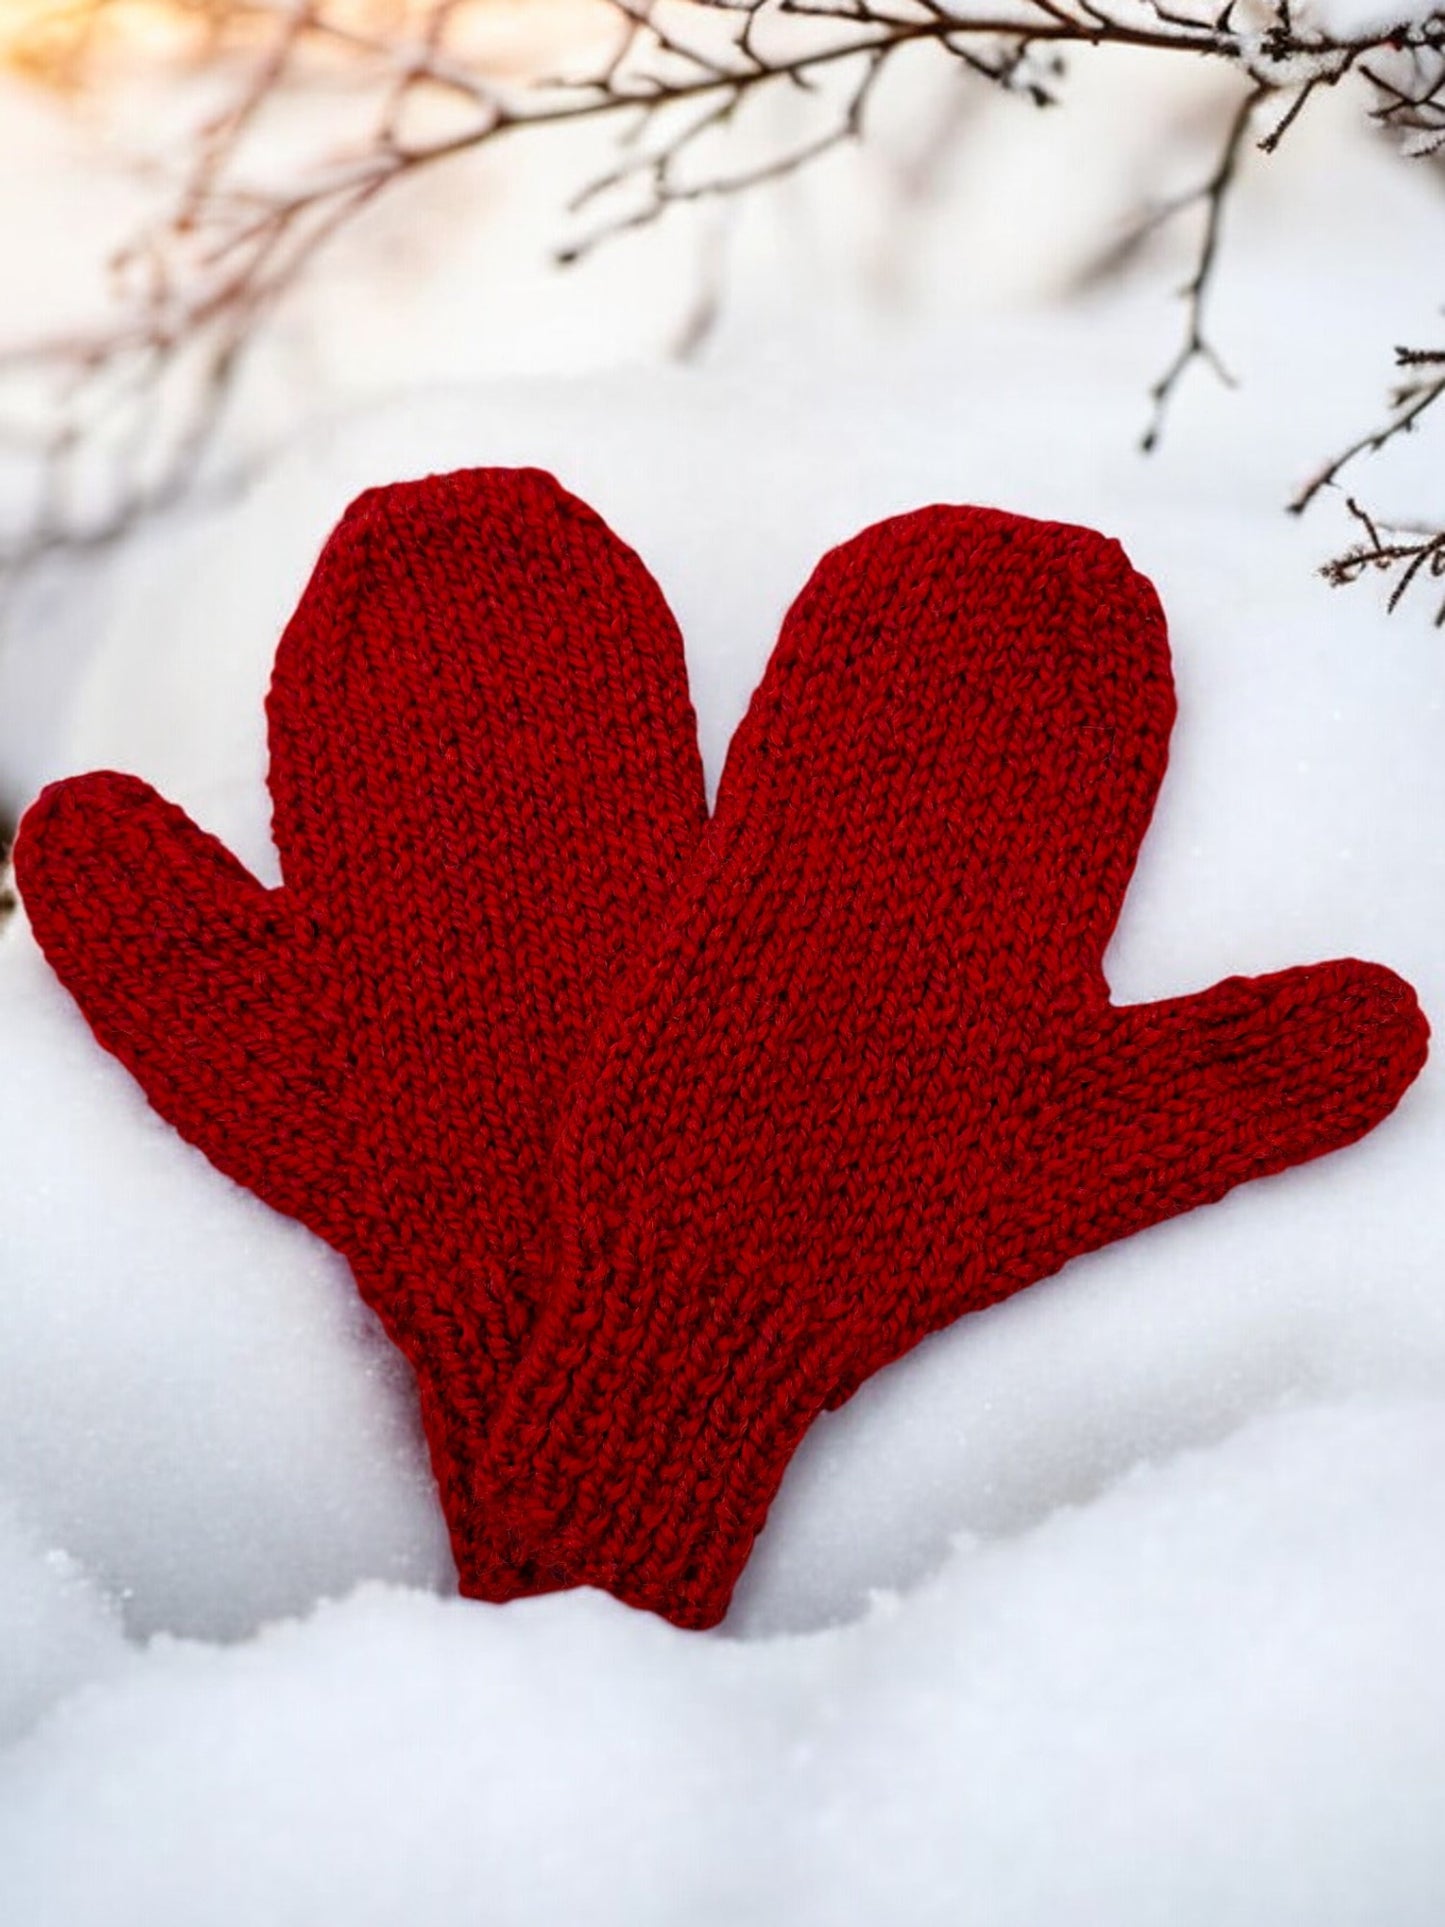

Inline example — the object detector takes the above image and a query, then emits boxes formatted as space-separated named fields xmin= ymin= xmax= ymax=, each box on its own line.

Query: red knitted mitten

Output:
xmin=482 ymin=504 xmax=1429 ymax=1628
xmin=13 ymin=466 xmax=707 ymax=1593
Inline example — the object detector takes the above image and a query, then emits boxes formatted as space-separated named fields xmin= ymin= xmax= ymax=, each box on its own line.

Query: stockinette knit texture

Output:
xmin=14 ymin=478 xmax=1430 ymax=1633
xmin=13 ymin=466 xmax=707 ymax=1597
xmin=477 ymin=502 xmax=1429 ymax=1629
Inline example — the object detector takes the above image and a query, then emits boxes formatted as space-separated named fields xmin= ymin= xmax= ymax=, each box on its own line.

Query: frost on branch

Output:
xmin=1294 ymin=347 xmax=1445 ymax=625
xmin=0 ymin=0 xmax=1441 ymax=609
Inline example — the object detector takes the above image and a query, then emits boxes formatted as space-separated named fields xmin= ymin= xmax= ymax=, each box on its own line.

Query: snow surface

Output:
xmin=1 ymin=57 xmax=1444 ymax=1927
xmin=5 ymin=1402 xmax=1445 ymax=1926
xmin=1297 ymin=0 xmax=1440 ymax=35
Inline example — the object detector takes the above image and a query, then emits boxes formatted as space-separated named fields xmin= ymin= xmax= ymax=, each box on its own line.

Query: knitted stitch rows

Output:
xmin=14 ymin=477 xmax=1429 ymax=1631
xmin=14 ymin=466 xmax=707 ymax=1595
xmin=477 ymin=503 xmax=1429 ymax=1627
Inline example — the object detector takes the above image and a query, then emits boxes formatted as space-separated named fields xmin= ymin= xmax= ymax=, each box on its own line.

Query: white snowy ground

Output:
xmin=1 ymin=47 xmax=1444 ymax=1927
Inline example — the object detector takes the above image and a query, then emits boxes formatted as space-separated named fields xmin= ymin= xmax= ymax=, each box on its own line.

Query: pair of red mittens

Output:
xmin=15 ymin=468 xmax=1428 ymax=1629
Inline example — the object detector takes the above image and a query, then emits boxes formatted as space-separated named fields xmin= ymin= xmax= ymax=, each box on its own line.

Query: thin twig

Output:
xmin=1321 ymin=495 xmax=1445 ymax=626
xmin=0 ymin=0 xmax=1441 ymax=602
xmin=1140 ymin=81 xmax=1263 ymax=453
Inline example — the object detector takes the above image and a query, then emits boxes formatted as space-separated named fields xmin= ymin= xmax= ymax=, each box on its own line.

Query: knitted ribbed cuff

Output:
xmin=349 ymin=1254 xmax=548 ymax=1600
xmin=480 ymin=1243 xmax=843 ymax=1628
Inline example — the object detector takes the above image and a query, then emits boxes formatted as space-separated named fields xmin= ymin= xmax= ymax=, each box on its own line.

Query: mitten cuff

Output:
xmin=349 ymin=1255 xmax=548 ymax=1600
xmin=476 ymin=1240 xmax=842 ymax=1628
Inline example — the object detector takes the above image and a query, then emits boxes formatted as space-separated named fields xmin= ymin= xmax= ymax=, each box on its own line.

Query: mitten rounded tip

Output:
xmin=1217 ymin=954 xmax=1430 ymax=1147
xmin=841 ymin=501 xmax=1158 ymax=600
xmin=332 ymin=464 xmax=587 ymax=548
xmin=14 ymin=771 xmax=157 ymax=899
xmin=1316 ymin=956 xmax=1430 ymax=1101
xmin=782 ymin=500 xmax=1172 ymax=708
xmin=14 ymin=770 xmax=270 ymax=995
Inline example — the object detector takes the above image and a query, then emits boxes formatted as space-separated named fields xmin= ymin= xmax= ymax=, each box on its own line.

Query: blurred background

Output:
xmin=0 ymin=1 xmax=1440 ymax=842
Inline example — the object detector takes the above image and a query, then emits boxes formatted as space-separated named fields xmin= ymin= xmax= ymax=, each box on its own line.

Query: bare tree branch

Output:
xmin=0 ymin=0 xmax=1442 ymax=620
xmin=1292 ymin=345 xmax=1445 ymax=514
xmin=1139 ymin=79 xmax=1263 ymax=454
xmin=1321 ymin=494 xmax=1445 ymax=625
xmin=1293 ymin=347 xmax=1445 ymax=622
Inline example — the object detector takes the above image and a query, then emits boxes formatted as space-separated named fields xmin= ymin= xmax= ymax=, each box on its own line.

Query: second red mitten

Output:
xmin=480 ymin=504 xmax=1429 ymax=1627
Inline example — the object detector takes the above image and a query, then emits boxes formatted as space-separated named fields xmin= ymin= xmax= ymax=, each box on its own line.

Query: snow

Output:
xmin=0 ymin=1505 xmax=127 ymax=1747
xmin=1 ymin=47 xmax=1444 ymax=1927
xmin=1297 ymin=0 xmax=1440 ymax=36
xmin=3 ymin=1403 xmax=1445 ymax=1925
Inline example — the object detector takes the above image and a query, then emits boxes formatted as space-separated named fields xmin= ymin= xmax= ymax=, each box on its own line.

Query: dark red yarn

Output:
xmin=476 ymin=503 xmax=1430 ymax=1627
xmin=13 ymin=466 xmax=706 ymax=1595
xmin=14 ymin=480 xmax=1429 ymax=1632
